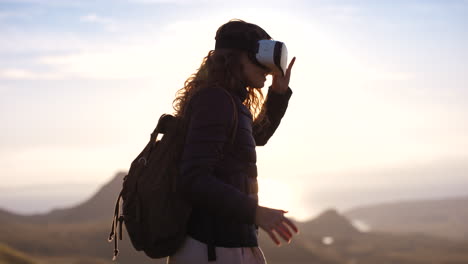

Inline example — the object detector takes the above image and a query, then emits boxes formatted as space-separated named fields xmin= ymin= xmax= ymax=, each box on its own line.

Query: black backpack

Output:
xmin=108 ymin=90 xmax=238 ymax=260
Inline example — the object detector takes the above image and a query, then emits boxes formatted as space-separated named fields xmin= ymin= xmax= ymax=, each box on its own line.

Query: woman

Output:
xmin=169 ymin=19 xmax=299 ymax=264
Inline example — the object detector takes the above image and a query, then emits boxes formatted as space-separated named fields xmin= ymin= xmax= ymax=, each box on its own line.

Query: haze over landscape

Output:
xmin=1 ymin=172 xmax=468 ymax=264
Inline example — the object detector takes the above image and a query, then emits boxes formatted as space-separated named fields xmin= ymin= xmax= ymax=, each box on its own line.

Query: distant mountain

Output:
xmin=0 ymin=208 xmax=28 ymax=224
xmin=18 ymin=172 xmax=127 ymax=224
xmin=298 ymin=209 xmax=360 ymax=238
xmin=345 ymin=196 xmax=468 ymax=240
xmin=0 ymin=182 xmax=100 ymax=215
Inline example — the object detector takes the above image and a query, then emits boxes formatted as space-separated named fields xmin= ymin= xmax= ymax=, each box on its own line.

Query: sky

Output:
xmin=1 ymin=0 xmax=467 ymax=220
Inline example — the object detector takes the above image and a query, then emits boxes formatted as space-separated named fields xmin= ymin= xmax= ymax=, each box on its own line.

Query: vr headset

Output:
xmin=215 ymin=37 xmax=288 ymax=76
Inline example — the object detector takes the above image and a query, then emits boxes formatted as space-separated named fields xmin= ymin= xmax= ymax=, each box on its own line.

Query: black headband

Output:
xmin=214 ymin=37 xmax=257 ymax=52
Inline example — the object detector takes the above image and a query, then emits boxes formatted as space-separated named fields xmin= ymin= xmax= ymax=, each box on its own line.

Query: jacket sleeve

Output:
xmin=178 ymin=88 xmax=258 ymax=224
xmin=253 ymin=86 xmax=293 ymax=146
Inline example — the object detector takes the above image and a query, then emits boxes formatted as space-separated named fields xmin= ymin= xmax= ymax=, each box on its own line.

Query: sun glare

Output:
xmin=257 ymin=177 xmax=310 ymax=221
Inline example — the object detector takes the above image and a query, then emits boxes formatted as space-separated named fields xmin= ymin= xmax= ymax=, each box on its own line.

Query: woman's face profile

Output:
xmin=240 ymin=52 xmax=270 ymax=89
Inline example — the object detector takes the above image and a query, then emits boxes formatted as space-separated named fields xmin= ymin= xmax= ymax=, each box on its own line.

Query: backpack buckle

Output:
xmin=138 ymin=157 xmax=147 ymax=165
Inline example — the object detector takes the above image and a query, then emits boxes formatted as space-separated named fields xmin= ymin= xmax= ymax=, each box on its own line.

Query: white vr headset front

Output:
xmin=215 ymin=37 xmax=288 ymax=76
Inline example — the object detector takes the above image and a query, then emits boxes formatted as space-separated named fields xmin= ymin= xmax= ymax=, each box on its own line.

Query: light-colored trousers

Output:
xmin=166 ymin=236 xmax=267 ymax=264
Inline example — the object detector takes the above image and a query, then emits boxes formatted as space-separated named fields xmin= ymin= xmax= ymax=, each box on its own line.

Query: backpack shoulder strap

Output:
xmin=205 ymin=89 xmax=238 ymax=262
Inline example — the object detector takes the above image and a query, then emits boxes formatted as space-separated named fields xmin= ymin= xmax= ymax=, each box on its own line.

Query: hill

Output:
xmin=345 ymin=196 xmax=468 ymax=240
xmin=36 ymin=171 xmax=125 ymax=223
xmin=0 ymin=208 xmax=29 ymax=224
xmin=4 ymin=172 xmax=127 ymax=224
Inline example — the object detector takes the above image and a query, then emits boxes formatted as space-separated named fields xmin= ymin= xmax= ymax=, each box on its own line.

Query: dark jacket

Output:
xmin=178 ymin=85 xmax=292 ymax=248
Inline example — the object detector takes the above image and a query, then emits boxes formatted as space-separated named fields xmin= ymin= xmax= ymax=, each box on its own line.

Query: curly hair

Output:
xmin=172 ymin=19 xmax=272 ymax=123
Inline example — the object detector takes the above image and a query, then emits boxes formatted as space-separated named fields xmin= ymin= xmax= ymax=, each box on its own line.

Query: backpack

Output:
xmin=108 ymin=90 xmax=238 ymax=260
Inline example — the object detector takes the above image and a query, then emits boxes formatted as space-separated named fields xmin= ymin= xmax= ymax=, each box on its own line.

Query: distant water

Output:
xmin=304 ymin=183 xmax=468 ymax=213
xmin=351 ymin=219 xmax=371 ymax=232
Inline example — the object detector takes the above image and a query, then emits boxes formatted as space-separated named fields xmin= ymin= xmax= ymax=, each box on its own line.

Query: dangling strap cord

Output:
xmin=108 ymin=191 xmax=123 ymax=261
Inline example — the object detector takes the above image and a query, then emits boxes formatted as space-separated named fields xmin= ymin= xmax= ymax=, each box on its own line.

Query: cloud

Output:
xmin=79 ymin=14 xmax=105 ymax=23
xmin=0 ymin=7 xmax=47 ymax=22
xmin=0 ymin=30 xmax=98 ymax=53
xmin=79 ymin=13 xmax=119 ymax=32
xmin=0 ymin=17 xmax=212 ymax=81
xmin=0 ymin=68 xmax=64 ymax=80
xmin=1 ymin=13 xmax=413 ymax=83
xmin=18 ymin=18 xmax=215 ymax=80
xmin=37 ymin=49 xmax=157 ymax=80
xmin=0 ymin=0 xmax=89 ymax=6
xmin=0 ymin=11 xmax=27 ymax=20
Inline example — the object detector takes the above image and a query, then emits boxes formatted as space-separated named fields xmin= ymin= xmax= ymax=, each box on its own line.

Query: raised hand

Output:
xmin=271 ymin=57 xmax=296 ymax=94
